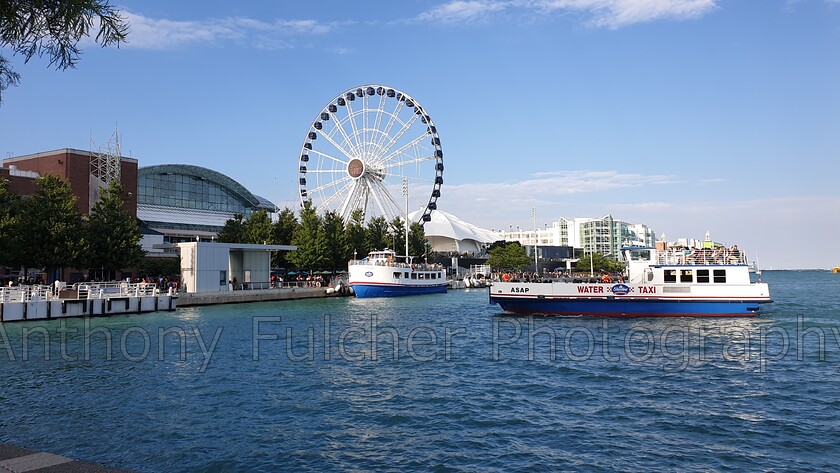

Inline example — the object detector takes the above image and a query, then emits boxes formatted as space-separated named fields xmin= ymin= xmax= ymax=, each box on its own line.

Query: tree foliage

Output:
xmin=243 ymin=209 xmax=272 ymax=244
xmin=272 ymin=207 xmax=298 ymax=268
xmin=217 ymin=213 xmax=244 ymax=243
xmin=137 ymin=256 xmax=180 ymax=279
xmin=576 ymin=252 xmax=625 ymax=274
xmin=20 ymin=175 xmax=84 ymax=280
xmin=85 ymin=181 xmax=143 ymax=279
xmin=0 ymin=178 xmax=23 ymax=268
xmin=365 ymin=216 xmax=389 ymax=252
xmin=486 ymin=241 xmax=531 ymax=271
xmin=321 ymin=210 xmax=348 ymax=273
xmin=344 ymin=209 xmax=367 ymax=260
xmin=0 ymin=0 xmax=129 ymax=105
xmin=408 ymin=222 xmax=426 ymax=259
xmin=288 ymin=201 xmax=325 ymax=271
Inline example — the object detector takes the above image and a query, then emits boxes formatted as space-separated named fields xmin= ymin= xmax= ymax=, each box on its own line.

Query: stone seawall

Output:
xmin=178 ymin=287 xmax=348 ymax=307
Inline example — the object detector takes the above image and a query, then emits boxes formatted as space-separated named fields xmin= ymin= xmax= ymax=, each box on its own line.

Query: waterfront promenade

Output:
xmin=178 ymin=285 xmax=349 ymax=307
xmin=0 ymin=443 xmax=133 ymax=472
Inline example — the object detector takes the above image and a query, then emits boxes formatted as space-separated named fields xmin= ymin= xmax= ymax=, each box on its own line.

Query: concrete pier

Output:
xmin=0 ymin=443 xmax=133 ymax=472
xmin=177 ymin=286 xmax=349 ymax=307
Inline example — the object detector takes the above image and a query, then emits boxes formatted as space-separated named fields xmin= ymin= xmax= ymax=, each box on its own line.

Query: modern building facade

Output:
xmin=137 ymin=164 xmax=276 ymax=245
xmin=498 ymin=215 xmax=656 ymax=260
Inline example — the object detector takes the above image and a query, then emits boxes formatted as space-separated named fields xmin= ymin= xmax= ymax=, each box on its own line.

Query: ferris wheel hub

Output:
xmin=347 ymin=158 xmax=365 ymax=179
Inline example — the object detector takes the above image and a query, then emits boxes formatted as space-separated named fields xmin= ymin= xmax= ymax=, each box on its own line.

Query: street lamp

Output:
xmin=532 ymin=207 xmax=538 ymax=273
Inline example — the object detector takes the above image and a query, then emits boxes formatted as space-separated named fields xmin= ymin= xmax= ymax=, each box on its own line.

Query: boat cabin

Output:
xmin=621 ymin=246 xmax=752 ymax=286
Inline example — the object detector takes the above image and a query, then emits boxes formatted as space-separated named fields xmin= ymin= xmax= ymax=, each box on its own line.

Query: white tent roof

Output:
xmin=408 ymin=209 xmax=500 ymax=244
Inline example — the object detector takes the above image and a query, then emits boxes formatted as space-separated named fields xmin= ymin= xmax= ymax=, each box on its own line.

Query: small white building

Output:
xmin=178 ymin=242 xmax=296 ymax=293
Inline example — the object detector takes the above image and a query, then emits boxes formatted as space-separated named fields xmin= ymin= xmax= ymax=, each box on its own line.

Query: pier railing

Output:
xmin=1 ymin=282 xmax=167 ymax=303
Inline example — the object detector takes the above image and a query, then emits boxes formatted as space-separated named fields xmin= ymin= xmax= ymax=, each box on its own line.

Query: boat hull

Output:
xmin=490 ymin=295 xmax=764 ymax=317
xmin=489 ymin=279 xmax=772 ymax=317
xmin=352 ymin=283 xmax=447 ymax=298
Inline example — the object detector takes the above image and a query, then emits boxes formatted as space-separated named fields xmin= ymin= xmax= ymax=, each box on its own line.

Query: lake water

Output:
xmin=1 ymin=270 xmax=839 ymax=471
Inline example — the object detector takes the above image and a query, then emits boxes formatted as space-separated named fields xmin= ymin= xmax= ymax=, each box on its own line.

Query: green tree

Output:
xmin=345 ymin=209 xmax=367 ymax=260
xmin=243 ymin=209 xmax=272 ymax=244
xmin=576 ymin=252 xmax=625 ymax=274
xmin=0 ymin=178 xmax=25 ymax=269
xmin=486 ymin=241 xmax=531 ymax=271
xmin=217 ymin=213 xmax=244 ymax=243
xmin=288 ymin=201 xmax=325 ymax=271
xmin=137 ymin=256 xmax=180 ymax=279
xmin=22 ymin=175 xmax=85 ymax=281
xmin=388 ymin=217 xmax=406 ymax=253
xmin=0 ymin=0 xmax=129 ymax=105
xmin=321 ymin=210 xmax=347 ymax=273
xmin=365 ymin=216 xmax=389 ymax=252
xmin=84 ymin=181 xmax=143 ymax=280
xmin=408 ymin=222 xmax=426 ymax=259
xmin=272 ymin=207 xmax=298 ymax=268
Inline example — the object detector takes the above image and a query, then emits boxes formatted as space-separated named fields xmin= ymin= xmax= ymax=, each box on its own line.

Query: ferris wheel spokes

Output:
xmin=319 ymin=125 xmax=357 ymax=162
xmin=385 ymin=154 xmax=438 ymax=170
xmin=372 ymin=100 xmax=406 ymax=155
xmin=308 ymin=148 xmax=350 ymax=168
xmin=374 ymin=114 xmax=423 ymax=165
xmin=374 ymin=131 xmax=432 ymax=168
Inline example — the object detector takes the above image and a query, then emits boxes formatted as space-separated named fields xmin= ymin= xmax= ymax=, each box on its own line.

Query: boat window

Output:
xmin=629 ymin=249 xmax=651 ymax=261
xmin=680 ymin=270 xmax=693 ymax=283
xmin=664 ymin=270 xmax=677 ymax=283
xmin=713 ymin=269 xmax=726 ymax=283
xmin=697 ymin=269 xmax=710 ymax=283
xmin=411 ymin=273 xmax=417 ymax=279
xmin=393 ymin=272 xmax=402 ymax=279
xmin=404 ymin=272 xmax=409 ymax=278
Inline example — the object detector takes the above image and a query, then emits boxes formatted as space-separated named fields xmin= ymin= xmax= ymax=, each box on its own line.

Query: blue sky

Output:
xmin=1 ymin=0 xmax=838 ymax=269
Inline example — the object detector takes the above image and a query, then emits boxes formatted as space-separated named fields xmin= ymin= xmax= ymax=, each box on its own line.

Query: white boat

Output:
xmin=348 ymin=249 xmax=447 ymax=298
xmin=490 ymin=245 xmax=772 ymax=317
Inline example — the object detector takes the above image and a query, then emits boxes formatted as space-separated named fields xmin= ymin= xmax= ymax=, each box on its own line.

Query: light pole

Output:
xmin=532 ymin=207 xmax=538 ymax=273
xmin=402 ymin=178 xmax=409 ymax=261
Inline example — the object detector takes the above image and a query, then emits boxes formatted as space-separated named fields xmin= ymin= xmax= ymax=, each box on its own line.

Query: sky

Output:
xmin=1 ymin=0 xmax=839 ymax=270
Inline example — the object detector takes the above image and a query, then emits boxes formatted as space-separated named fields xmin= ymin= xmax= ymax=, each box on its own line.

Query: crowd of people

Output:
xmin=493 ymin=270 xmax=625 ymax=284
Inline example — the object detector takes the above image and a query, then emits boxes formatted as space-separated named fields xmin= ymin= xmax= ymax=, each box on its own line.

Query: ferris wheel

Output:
xmin=297 ymin=84 xmax=444 ymax=224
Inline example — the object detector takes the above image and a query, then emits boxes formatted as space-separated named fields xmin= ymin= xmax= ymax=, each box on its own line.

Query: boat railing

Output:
xmin=348 ymin=259 xmax=443 ymax=271
xmin=656 ymin=248 xmax=747 ymax=266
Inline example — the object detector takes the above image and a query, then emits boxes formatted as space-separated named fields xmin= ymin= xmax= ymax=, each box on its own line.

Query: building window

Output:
xmin=220 ymin=270 xmax=227 ymax=286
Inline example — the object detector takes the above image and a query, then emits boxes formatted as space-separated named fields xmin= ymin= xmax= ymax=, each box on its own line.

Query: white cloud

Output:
xmin=414 ymin=1 xmax=509 ymax=24
xmin=121 ymin=11 xmax=334 ymax=50
xmin=413 ymin=0 xmax=719 ymax=28
xmin=436 ymin=170 xmax=680 ymax=230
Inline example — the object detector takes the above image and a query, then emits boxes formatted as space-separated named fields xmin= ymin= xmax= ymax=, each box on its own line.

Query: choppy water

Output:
xmin=1 ymin=270 xmax=840 ymax=472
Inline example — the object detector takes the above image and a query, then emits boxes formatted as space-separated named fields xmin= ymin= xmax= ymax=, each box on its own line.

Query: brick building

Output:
xmin=1 ymin=148 xmax=138 ymax=216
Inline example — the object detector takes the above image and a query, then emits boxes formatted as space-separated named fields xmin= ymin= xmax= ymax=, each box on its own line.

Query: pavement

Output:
xmin=0 ymin=443 xmax=134 ymax=473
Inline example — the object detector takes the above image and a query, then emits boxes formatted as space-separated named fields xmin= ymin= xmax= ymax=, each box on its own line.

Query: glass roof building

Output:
xmin=137 ymin=164 xmax=275 ymax=243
